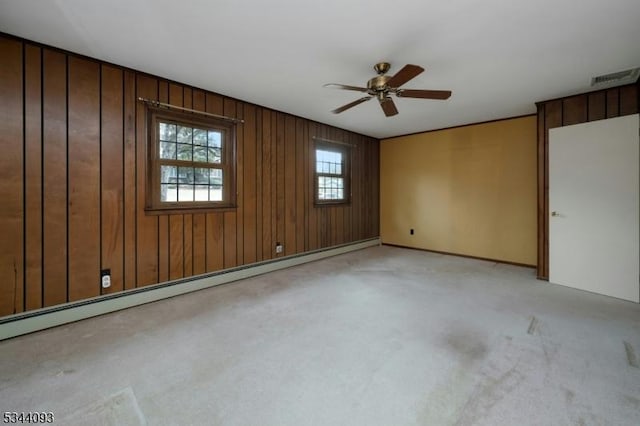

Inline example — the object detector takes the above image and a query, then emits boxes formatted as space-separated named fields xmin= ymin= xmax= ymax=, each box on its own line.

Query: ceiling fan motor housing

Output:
xmin=367 ymin=75 xmax=391 ymax=94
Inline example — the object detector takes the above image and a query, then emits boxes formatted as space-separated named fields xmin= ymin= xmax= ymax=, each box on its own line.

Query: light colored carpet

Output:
xmin=1 ymin=245 xmax=639 ymax=425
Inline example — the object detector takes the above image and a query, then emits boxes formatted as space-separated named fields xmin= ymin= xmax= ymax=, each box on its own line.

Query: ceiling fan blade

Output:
xmin=396 ymin=89 xmax=452 ymax=100
xmin=386 ymin=64 xmax=424 ymax=88
xmin=323 ymin=83 xmax=369 ymax=93
xmin=331 ymin=96 xmax=372 ymax=114
xmin=379 ymin=97 xmax=398 ymax=117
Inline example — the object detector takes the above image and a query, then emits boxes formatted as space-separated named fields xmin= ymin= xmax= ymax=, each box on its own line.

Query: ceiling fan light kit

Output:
xmin=324 ymin=62 xmax=452 ymax=117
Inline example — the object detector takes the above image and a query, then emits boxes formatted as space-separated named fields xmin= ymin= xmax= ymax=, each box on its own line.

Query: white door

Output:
xmin=549 ymin=114 xmax=639 ymax=303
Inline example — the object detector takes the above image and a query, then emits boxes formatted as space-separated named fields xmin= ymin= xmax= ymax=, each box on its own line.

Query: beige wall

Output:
xmin=380 ymin=116 xmax=537 ymax=265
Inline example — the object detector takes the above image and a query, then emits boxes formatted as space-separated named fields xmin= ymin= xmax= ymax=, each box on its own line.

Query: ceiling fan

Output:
xmin=324 ymin=62 xmax=452 ymax=117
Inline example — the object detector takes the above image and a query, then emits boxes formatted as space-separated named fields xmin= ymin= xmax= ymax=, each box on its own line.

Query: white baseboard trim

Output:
xmin=1 ymin=238 xmax=380 ymax=340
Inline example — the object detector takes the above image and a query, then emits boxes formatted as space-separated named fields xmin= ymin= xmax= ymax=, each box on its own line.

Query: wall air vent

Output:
xmin=591 ymin=68 xmax=640 ymax=87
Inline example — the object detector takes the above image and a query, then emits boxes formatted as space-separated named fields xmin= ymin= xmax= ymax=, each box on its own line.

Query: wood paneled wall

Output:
xmin=0 ymin=35 xmax=380 ymax=317
xmin=536 ymin=83 xmax=639 ymax=279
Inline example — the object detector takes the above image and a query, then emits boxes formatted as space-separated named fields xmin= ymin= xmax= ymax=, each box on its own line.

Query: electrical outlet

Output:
xmin=275 ymin=242 xmax=283 ymax=254
xmin=101 ymin=269 xmax=111 ymax=289
xmin=410 ymin=229 xmax=414 ymax=235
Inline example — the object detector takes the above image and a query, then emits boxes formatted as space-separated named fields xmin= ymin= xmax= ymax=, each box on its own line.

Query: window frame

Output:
xmin=314 ymin=140 xmax=351 ymax=206
xmin=145 ymin=106 xmax=237 ymax=212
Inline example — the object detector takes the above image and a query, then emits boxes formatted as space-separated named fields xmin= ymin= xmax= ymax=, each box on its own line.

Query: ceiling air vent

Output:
xmin=591 ymin=68 xmax=640 ymax=87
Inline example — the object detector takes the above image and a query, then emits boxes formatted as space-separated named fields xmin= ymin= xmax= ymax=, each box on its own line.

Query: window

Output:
xmin=314 ymin=141 xmax=350 ymax=205
xmin=146 ymin=107 xmax=236 ymax=211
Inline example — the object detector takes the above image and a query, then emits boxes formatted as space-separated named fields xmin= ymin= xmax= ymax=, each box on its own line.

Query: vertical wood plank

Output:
xmin=168 ymin=83 xmax=184 ymax=280
xmin=276 ymin=113 xmax=285 ymax=256
xmin=192 ymin=90 xmax=207 ymax=275
xmin=295 ymin=118 xmax=305 ymax=253
xmin=157 ymin=81 xmax=170 ymax=283
xmin=619 ymin=84 xmax=638 ymax=116
xmin=183 ymin=214 xmax=193 ymax=276
xmin=135 ymin=75 xmax=159 ymax=287
xmin=350 ymin=133 xmax=360 ymax=242
xmin=205 ymin=93 xmax=225 ymax=271
xmin=562 ymin=95 xmax=587 ymax=126
xmin=587 ymin=91 xmax=606 ymax=121
xmin=342 ymin=132 xmax=352 ymax=243
xmin=366 ymin=135 xmax=373 ymax=238
xmin=123 ymin=70 xmax=137 ymax=290
xmin=100 ymin=64 xmax=124 ymax=294
xmin=243 ymin=103 xmax=257 ymax=264
xmin=42 ymin=49 xmax=67 ymax=307
xmin=284 ymin=115 xmax=296 ymax=255
xmin=373 ymin=136 xmax=380 ymax=237
xmin=255 ymin=107 xmax=263 ymax=261
xmin=0 ymin=38 xmax=24 ymax=315
xmin=545 ymin=100 xmax=562 ymax=130
xmin=206 ymin=213 xmax=224 ymax=272
xmin=24 ymin=44 xmax=43 ymax=310
xmin=261 ymin=109 xmax=273 ymax=260
xmin=606 ymin=88 xmax=619 ymax=118
xmin=68 ymin=56 xmax=101 ymax=302
xmin=271 ymin=112 xmax=278 ymax=257
xmin=223 ymin=98 xmax=237 ymax=268
xmin=303 ymin=119 xmax=309 ymax=251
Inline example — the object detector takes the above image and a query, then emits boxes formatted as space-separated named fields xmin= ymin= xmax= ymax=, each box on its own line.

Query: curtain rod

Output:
xmin=137 ymin=97 xmax=244 ymax=124
xmin=312 ymin=136 xmax=355 ymax=147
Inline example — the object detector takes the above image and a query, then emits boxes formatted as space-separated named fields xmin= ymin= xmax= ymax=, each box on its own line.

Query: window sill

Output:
xmin=145 ymin=205 xmax=237 ymax=215
xmin=314 ymin=200 xmax=351 ymax=207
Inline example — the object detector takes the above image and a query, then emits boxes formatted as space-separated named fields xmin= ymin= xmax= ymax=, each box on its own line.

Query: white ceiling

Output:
xmin=1 ymin=0 xmax=639 ymax=139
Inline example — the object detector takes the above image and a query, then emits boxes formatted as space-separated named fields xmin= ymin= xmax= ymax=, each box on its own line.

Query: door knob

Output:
xmin=551 ymin=211 xmax=560 ymax=217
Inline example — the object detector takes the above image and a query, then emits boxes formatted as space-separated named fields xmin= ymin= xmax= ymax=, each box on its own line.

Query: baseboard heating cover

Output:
xmin=0 ymin=238 xmax=380 ymax=340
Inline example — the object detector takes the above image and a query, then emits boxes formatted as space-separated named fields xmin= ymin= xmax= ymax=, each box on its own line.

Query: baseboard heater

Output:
xmin=0 ymin=238 xmax=380 ymax=340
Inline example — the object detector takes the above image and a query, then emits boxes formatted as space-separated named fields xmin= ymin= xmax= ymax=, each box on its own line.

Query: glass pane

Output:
xmin=159 ymin=122 xmax=177 ymax=142
xmin=336 ymin=164 xmax=342 ymax=174
xmin=161 ymin=165 xmax=177 ymax=184
xmin=329 ymin=163 xmax=336 ymax=174
xmin=210 ymin=169 xmax=223 ymax=187
xmin=159 ymin=141 xmax=176 ymax=159
xmin=177 ymin=126 xmax=192 ymax=143
xmin=209 ymin=186 xmax=223 ymax=201
xmin=337 ymin=189 xmax=344 ymax=199
xmin=177 ymin=143 xmax=192 ymax=161
xmin=207 ymin=147 xmax=222 ymax=163
xmin=178 ymin=166 xmax=194 ymax=184
xmin=336 ymin=177 xmax=344 ymax=189
xmin=178 ymin=184 xmax=194 ymax=202
xmin=318 ymin=188 xmax=325 ymax=200
xmin=193 ymin=146 xmax=207 ymax=162
xmin=195 ymin=185 xmax=209 ymax=201
xmin=194 ymin=168 xmax=209 ymax=184
xmin=193 ymin=129 xmax=207 ymax=146
xmin=208 ymin=131 xmax=222 ymax=148
xmin=161 ymin=184 xmax=177 ymax=202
